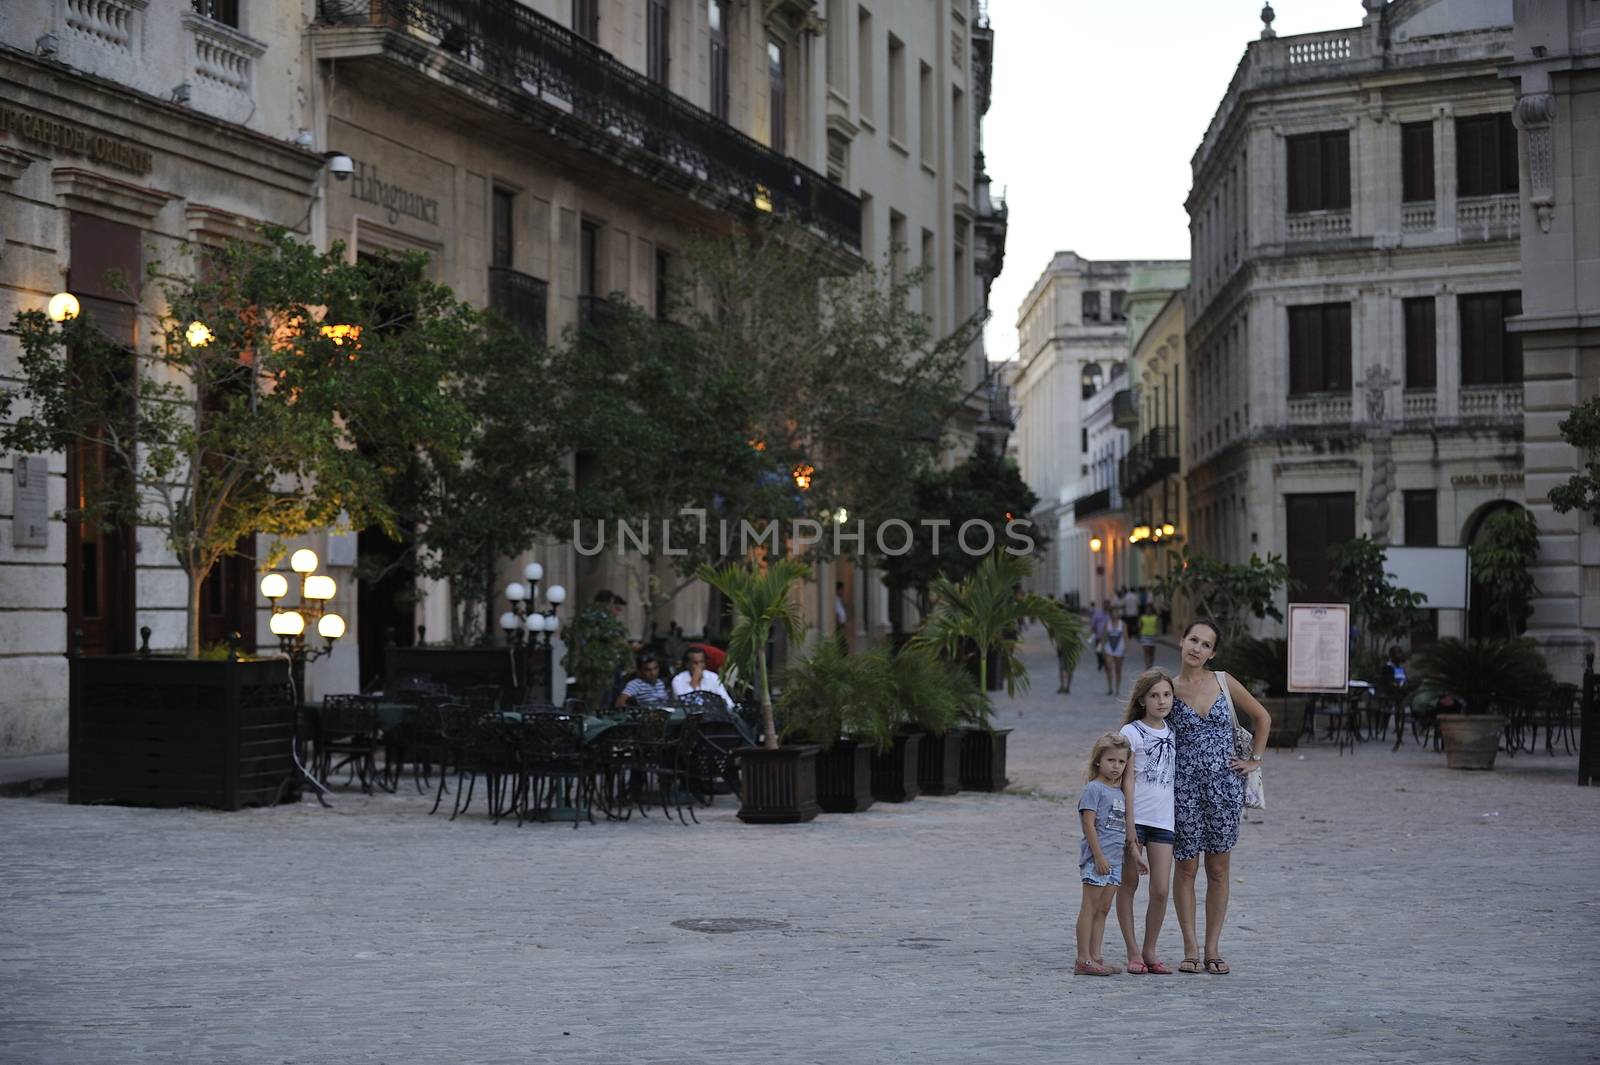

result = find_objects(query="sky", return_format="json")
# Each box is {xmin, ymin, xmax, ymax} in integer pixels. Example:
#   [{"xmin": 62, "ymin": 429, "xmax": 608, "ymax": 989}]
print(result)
[{"xmin": 981, "ymin": 0, "xmax": 1366, "ymax": 364}]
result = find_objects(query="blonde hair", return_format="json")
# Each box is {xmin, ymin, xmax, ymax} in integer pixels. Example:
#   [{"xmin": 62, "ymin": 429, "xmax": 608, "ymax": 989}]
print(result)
[
  {"xmin": 1084, "ymin": 731, "xmax": 1133, "ymax": 783},
  {"xmin": 1121, "ymin": 668, "xmax": 1176, "ymax": 726}
]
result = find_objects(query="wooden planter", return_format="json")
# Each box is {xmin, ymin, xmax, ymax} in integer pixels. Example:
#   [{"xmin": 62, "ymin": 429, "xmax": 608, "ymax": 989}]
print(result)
[
  {"xmin": 1260, "ymin": 696, "xmax": 1308, "ymax": 750},
  {"xmin": 69, "ymin": 655, "xmax": 295, "ymax": 810},
  {"xmin": 385, "ymin": 644, "xmax": 550, "ymax": 706},
  {"xmin": 914, "ymin": 727, "xmax": 967, "ymax": 796},
  {"xmin": 870, "ymin": 731, "xmax": 922, "ymax": 803},
  {"xmin": 813, "ymin": 740, "xmax": 875, "ymax": 813},
  {"xmin": 735, "ymin": 745, "xmax": 821, "ymax": 823},
  {"xmin": 1438, "ymin": 714, "xmax": 1506, "ymax": 770},
  {"xmin": 959, "ymin": 727, "xmax": 1012, "ymax": 792}
]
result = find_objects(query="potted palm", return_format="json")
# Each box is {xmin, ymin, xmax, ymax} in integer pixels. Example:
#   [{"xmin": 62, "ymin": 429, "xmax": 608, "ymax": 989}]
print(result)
[
  {"xmin": 778, "ymin": 637, "xmax": 897, "ymax": 813},
  {"xmin": 915, "ymin": 552, "xmax": 1087, "ymax": 791},
  {"xmin": 890, "ymin": 643, "xmax": 966, "ymax": 796},
  {"xmin": 697, "ymin": 558, "xmax": 818, "ymax": 823},
  {"xmin": 1410, "ymin": 638, "xmax": 1551, "ymax": 769}
]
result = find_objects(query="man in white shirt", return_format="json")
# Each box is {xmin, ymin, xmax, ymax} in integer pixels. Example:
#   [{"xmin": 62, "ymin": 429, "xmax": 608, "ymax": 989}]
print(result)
[{"xmin": 670, "ymin": 647, "xmax": 735, "ymax": 708}]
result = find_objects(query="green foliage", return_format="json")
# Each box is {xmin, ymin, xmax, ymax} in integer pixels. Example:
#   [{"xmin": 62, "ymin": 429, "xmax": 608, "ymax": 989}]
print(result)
[
  {"xmin": 0, "ymin": 230, "xmax": 477, "ymax": 656},
  {"xmin": 1549, "ymin": 397, "xmax": 1600, "ymax": 525},
  {"xmin": 877, "ymin": 443, "xmax": 1043, "ymax": 607},
  {"xmin": 1328, "ymin": 537, "xmax": 1427, "ymax": 658},
  {"xmin": 887, "ymin": 642, "xmax": 960, "ymax": 735},
  {"xmin": 1152, "ymin": 547, "xmax": 1292, "ymax": 642},
  {"xmin": 1212, "ymin": 637, "xmax": 1288, "ymax": 698},
  {"xmin": 696, "ymin": 558, "xmax": 812, "ymax": 749},
  {"xmin": 778, "ymin": 635, "xmax": 898, "ymax": 750},
  {"xmin": 195, "ymin": 641, "xmax": 234, "ymax": 662},
  {"xmin": 1410, "ymin": 637, "xmax": 1552, "ymax": 717},
  {"xmin": 561, "ymin": 605, "xmax": 632, "ymax": 711},
  {"xmin": 914, "ymin": 552, "xmax": 1087, "ymax": 697},
  {"xmin": 1469, "ymin": 508, "xmax": 1539, "ymax": 638}
]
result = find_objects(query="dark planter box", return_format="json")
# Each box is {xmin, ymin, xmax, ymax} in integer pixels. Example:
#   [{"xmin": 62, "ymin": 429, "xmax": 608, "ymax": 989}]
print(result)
[
  {"xmin": 385, "ymin": 644, "xmax": 550, "ymax": 706},
  {"xmin": 813, "ymin": 740, "xmax": 875, "ymax": 813},
  {"xmin": 735, "ymin": 745, "xmax": 821, "ymax": 823},
  {"xmin": 959, "ymin": 727, "xmax": 1012, "ymax": 792},
  {"xmin": 69, "ymin": 655, "xmax": 294, "ymax": 810},
  {"xmin": 914, "ymin": 727, "xmax": 967, "ymax": 796},
  {"xmin": 870, "ymin": 731, "xmax": 922, "ymax": 803}
]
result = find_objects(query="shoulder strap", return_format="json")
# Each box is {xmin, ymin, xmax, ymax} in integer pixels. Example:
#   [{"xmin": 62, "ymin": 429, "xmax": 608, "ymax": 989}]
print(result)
[{"xmin": 1216, "ymin": 670, "xmax": 1238, "ymax": 726}]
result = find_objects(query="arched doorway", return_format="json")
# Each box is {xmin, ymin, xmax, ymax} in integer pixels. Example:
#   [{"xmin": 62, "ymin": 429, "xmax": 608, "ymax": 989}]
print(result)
[{"xmin": 1464, "ymin": 499, "xmax": 1527, "ymax": 640}]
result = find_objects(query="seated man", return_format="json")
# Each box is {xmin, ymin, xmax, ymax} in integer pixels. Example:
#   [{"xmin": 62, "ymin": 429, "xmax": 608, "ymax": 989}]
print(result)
[
  {"xmin": 615, "ymin": 652, "xmax": 669, "ymax": 709},
  {"xmin": 670, "ymin": 647, "xmax": 735, "ymax": 709}
]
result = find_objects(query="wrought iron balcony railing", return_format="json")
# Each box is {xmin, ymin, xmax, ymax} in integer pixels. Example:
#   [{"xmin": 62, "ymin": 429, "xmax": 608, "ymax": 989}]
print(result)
[
  {"xmin": 1072, "ymin": 487, "xmax": 1115, "ymax": 520},
  {"xmin": 1118, "ymin": 425, "xmax": 1180, "ymax": 499},
  {"xmin": 488, "ymin": 266, "xmax": 548, "ymax": 343},
  {"xmin": 317, "ymin": 0, "xmax": 860, "ymax": 249}
]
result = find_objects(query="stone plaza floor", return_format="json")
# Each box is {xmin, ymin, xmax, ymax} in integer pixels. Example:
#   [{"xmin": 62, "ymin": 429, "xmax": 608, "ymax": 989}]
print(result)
[{"xmin": 2, "ymin": 631, "xmax": 1597, "ymax": 1064}]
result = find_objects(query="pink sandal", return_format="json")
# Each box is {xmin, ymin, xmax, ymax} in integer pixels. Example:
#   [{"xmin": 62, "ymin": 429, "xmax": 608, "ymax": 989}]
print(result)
[
  {"xmin": 1125, "ymin": 960, "xmax": 1149, "ymax": 974},
  {"xmin": 1143, "ymin": 959, "xmax": 1173, "ymax": 975},
  {"xmin": 1073, "ymin": 960, "xmax": 1113, "ymax": 977}
]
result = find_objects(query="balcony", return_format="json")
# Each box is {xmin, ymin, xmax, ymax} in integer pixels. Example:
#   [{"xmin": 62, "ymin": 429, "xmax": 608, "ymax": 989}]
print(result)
[
  {"xmin": 1111, "ymin": 387, "xmax": 1138, "ymax": 430},
  {"xmin": 313, "ymin": 0, "xmax": 860, "ymax": 249},
  {"xmin": 1118, "ymin": 426, "xmax": 1180, "ymax": 499},
  {"xmin": 1458, "ymin": 384, "xmax": 1523, "ymax": 422},
  {"xmin": 1285, "ymin": 209, "xmax": 1352, "ymax": 243},
  {"xmin": 1287, "ymin": 391, "xmax": 1353, "ymax": 427},
  {"xmin": 488, "ymin": 266, "xmax": 548, "ymax": 343},
  {"xmin": 1457, "ymin": 195, "xmax": 1520, "ymax": 242},
  {"xmin": 1072, "ymin": 487, "xmax": 1116, "ymax": 520},
  {"xmin": 577, "ymin": 294, "xmax": 620, "ymax": 332}
]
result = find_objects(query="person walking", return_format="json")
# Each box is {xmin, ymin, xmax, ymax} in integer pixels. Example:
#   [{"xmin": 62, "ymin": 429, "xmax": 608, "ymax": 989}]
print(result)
[
  {"xmin": 1139, "ymin": 602, "xmax": 1160, "ymax": 669},
  {"xmin": 1169, "ymin": 618, "xmax": 1271, "ymax": 976},
  {"xmin": 1090, "ymin": 599, "xmax": 1111, "ymax": 678},
  {"xmin": 1102, "ymin": 614, "xmax": 1127, "ymax": 696},
  {"xmin": 1120, "ymin": 585, "xmax": 1140, "ymax": 640}
]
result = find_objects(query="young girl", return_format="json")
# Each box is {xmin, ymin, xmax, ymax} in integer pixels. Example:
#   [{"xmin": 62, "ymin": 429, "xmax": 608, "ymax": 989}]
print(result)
[
  {"xmin": 1115, "ymin": 669, "xmax": 1177, "ymax": 975},
  {"xmin": 1139, "ymin": 603, "xmax": 1160, "ymax": 669},
  {"xmin": 1075, "ymin": 732, "xmax": 1132, "ymax": 977}
]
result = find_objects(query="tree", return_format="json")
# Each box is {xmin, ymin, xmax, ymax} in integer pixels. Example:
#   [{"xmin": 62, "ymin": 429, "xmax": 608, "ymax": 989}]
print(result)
[
  {"xmin": 1549, "ymin": 396, "xmax": 1600, "ymax": 526},
  {"xmin": 1152, "ymin": 547, "xmax": 1293, "ymax": 642},
  {"xmin": 1328, "ymin": 537, "xmax": 1427, "ymax": 659},
  {"xmin": 697, "ymin": 558, "xmax": 812, "ymax": 750},
  {"xmin": 0, "ymin": 231, "xmax": 477, "ymax": 657},
  {"xmin": 1469, "ymin": 508, "xmax": 1539, "ymax": 639},
  {"xmin": 915, "ymin": 551, "xmax": 1087, "ymax": 697}
]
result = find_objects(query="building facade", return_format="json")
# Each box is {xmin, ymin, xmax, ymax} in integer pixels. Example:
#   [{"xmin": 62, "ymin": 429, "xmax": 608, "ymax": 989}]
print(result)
[
  {"xmin": 1186, "ymin": 0, "xmax": 1523, "ymax": 640},
  {"xmin": 1119, "ymin": 276, "xmax": 1188, "ymax": 611}
]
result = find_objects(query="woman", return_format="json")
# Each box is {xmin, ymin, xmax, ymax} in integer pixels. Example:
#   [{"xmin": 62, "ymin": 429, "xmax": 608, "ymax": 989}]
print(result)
[
  {"xmin": 1169, "ymin": 618, "xmax": 1270, "ymax": 975},
  {"xmin": 1102, "ymin": 613, "xmax": 1127, "ymax": 696}
]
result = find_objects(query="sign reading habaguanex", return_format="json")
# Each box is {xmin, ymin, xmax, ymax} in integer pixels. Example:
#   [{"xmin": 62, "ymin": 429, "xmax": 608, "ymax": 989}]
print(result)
[
  {"xmin": 349, "ymin": 160, "xmax": 440, "ymax": 227},
  {"xmin": 0, "ymin": 104, "xmax": 153, "ymax": 174}
]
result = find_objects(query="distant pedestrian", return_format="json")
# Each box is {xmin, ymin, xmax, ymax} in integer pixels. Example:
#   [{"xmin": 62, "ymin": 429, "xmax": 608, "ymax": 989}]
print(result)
[
  {"xmin": 1074, "ymin": 732, "xmax": 1132, "ymax": 976},
  {"xmin": 1121, "ymin": 586, "xmax": 1140, "ymax": 638},
  {"xmin": 1117, "ymin": 669, "xmax": 1177, "ymax": 975},
  {"xmin": 1057, "ymin": 595, "xmax": 1075, "ymax": 694},
  {"xmin": 1103, "ymin": 614, "xmax": 1127, "ymax": 696},
  {"xmin": 1139, "ymin": 603, "xmax": 1160, "ymax": 669},
  {"xmin": 1090, "ymin": 599, "xmax": 1111, "ymax": 675}
]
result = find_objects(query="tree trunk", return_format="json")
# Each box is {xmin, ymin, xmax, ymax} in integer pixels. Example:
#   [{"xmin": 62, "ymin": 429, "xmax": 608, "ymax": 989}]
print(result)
[
  {"xmin": 758, "ymin": 652, "xmax": 778, "ymax": 749},
  {"xmin": 482, "ymin": 546, "xmax": 496, "ymax": 647},
  {"xmin": 185, "ymin": 565, "xmax": 203, "ymax": 659}
]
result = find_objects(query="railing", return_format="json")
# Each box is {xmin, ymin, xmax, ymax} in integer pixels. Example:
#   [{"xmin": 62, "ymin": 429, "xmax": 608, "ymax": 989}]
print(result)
[
  {"xmin": 1401, "ymin": 202, "xmax": 1436, "ymax": 233},
  {"xmin": 1072, "ymin": 487, "xmax": 1115, "ymax": 520},
  {"xmin": 1118, "ymin": 426, "xmax": 1180, "ymax": 498},
  {"xmin": 1457, "ymin": 194, "xmax": 1520, "ymax": 235},
  {"xmin": 316, "ymin": 0, "xmax": 860, "ymax": 249},
  {"xmin": 577, "ymin": 294, "xmax": 620, "ymax": 332},
  {"xmin": 1285, "ymin": 209, "xmax": 1352, "ymax": 243},
  {"xmin": 1286, "ymin": 33, "xmax": 1351, "ymax": 65},
  {"xmin": 1287, "ymin": 392, "xmax": 1353, "ymax": 426},
  {"xmin": 1458, "ymin": 385, "xmax": 1523, "ymax": 421},
  {"xmin": 488, "ymin": 266, "xmax": 548, "ymax": 343},
  {"xmin": 1401, "ymin": 389, "xmax": 1437, "ymax": 422}
]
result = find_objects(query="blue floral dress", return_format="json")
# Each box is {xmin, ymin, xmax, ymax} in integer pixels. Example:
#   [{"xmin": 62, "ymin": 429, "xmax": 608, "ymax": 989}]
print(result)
[{"xmin": 1171, "ymin": 673, "xmax": 1244, "ymax": 862}]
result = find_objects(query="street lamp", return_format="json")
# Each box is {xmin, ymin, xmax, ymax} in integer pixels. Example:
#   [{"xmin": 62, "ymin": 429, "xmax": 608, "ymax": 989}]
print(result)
[
  {"xmin": 499, "ymin": 562, "xmax": 565, "ymax": 700},
  {"xmin": 47, "ymin": 292, "xmax": 80, "ymax": 323},
  {"xmin": 261, "ymin": 548, "xmax": 345, "ymax": 704}
]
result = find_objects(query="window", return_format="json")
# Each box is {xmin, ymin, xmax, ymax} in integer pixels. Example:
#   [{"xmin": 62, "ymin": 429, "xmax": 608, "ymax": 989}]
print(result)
[
  {"xmin": 192, "ymin": 0, "xmax": 238, "ymax": 28},
  {"xmin": 1109, "ymin": 290, "xmax": 1126, "ymax": 322},
  {"xmin": 1401, "ymin": 121, "xmax": 1434, "ymax": 202},
  {"xmin": 1081, "ymin": 291, "xmax": 1100, "ymax": 323},
  {"xmin": 919, "ymin": 61, "xmax": 934, "ymax": 166},
  {"xmin": 491, "ymin": 188, "xmax": 515, "ymax": 269},
  {"xmin": 768, "ymin": 37, "xmax": 786, "ymax": 151},
  {"xmin": 648, "ymin": 0, "xmax": 670, "ymax": 85},
  {"xmin": 857, "ymin": 7, "xmax": 873, "ymax": 120},
  {"xmin": 572, "ymin": 0, "xmax": 598, "ymax": 42},
  {"xmin": 888, "ymin": 209, "xmax": 905, "ymax": 287},
  {"xmin": 1286, "ymin": 130, "xmax": 1351, "ymax": 212},
  {"xmin": 1459, "ymin": 291, "xmax": 1523, "ymax": 385},
  {"xmin": 1456, "ymin": 114, "xmax": 1518, "ymax": 197},
  {"xmin": 1287, "ymin": 303, "xmax": 1352, "ymax": 394},
  {"xmin": 887, "ymin": 34, "xmax": 906, "ymax": 143},
  {"xmin": 655, "ymin": 248, "xmax": 670, "ymax": 322},
  {"xmin": 952, "ymin": 87, "xmax": 967, "ymax": 182},
  {"xmin": 1080, "ymin": 427, "xmax": 1088, "ymax": 452},
  {"xmin": 1403, "ymin": 297, "xmax": 1435, "ymax": 388},
  {"xmin": 826, "ymin": 130, "xmax": 849, "ymax": 184},
  {"xmin": 1286, "ymin": 492, "xmax": 1355, "ymax": 603},
  {"xmin": 826, "ymin": 0, "xmax": 845, "ymax": 92},
  {"xmin": 579, "ymin": 221, "xmax": 600, "ymax": 297},
  {"xmin": 859, "ymin": 191, "xmax": 874, "ymax": 263},
  {"xmin": 920, "ymin": 227, "xmax": 934, "ymax": 313},
  {"xmin": 708, "ymin": 0, "xmax": 729, "ymax": 122},
  {"xmin": 1403, "ymin": 490, "xmax": 1438, "ymax": 546}
]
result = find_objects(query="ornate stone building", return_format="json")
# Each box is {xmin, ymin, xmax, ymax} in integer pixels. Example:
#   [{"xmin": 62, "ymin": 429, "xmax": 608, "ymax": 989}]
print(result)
[{"xmin": 1185, "ymin": 0, "xmax": 1523, "ymax": 640}]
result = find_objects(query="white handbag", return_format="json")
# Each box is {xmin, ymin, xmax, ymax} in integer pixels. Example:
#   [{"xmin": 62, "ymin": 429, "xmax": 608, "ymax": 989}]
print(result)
[{"xmin": 1217, "ymin": 671, "xmax": 1265, "ymax": 810}]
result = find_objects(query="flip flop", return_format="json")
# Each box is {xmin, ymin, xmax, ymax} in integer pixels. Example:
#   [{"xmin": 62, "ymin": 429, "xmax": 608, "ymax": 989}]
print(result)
[
  {"xmin": 1178, "ymin": 957, "xmax": 1202, "ymax": 974},
  {"xmin": 1204, "ymin": 957, "xmax": 1231, "ymax": 975},
  {"xmin": 1144, "ymin": 959, "xmax": 1173, "ymax": 975},
  {"xmin": 1125, "ymin": 960, "xmax": 1149, "ymax": 974}
]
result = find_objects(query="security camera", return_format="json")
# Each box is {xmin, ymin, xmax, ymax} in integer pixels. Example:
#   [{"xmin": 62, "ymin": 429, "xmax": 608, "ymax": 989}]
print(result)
[{"xmin": 324, "ymin": 152, "xmax": 354, "ymax": 181}]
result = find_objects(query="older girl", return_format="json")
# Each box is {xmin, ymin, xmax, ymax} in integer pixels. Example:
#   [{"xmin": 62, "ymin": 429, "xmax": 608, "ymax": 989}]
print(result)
[
  {"xmin": 1170, "ymin": 618, "xmax": 1271, "ymax": 975},
  {"xmin": 1115, "ymin": 668, "xmax": 1177, "ymax": 974}
]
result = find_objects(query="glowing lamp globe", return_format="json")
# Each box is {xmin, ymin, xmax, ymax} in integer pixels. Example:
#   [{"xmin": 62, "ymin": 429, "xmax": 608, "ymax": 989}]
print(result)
[
  {"xmin": 317, "ymin": 613, "xmax": 346, "ymax": 640},
  {"xmin": 500, "ymin": 611, "xmax": 520, "ymax": 632},
  {"xmin": 546, "ymin": 584, "xmax": 567, "ymax": 606},
  {"xmin": 290, "ymin": 549, "xmax": 319, "ymax": 574},
  {"xmin": 302, "ymin": 574, "xmax": 336, "ymax": 600},
  {"xmin": 259, "ymin": 573, "xmax": 289, "ymax": 600},
  {"xmin": 523, "ymin": 562, "xmax": 544, "ymax": 583},
  {"xmin": 505, "ymin": 582, "xmax": 527, "ymax": 603},
  {"xmin": 47, "ymin": 292, "xmax": 80, "ymax": 323},
  {"xmin": 525, "ymin": 613, "xmax": 547, "ymax": 633},
  {"xmin": 270, "ymin": 611, "xmax": 306, "ymax": 637}
]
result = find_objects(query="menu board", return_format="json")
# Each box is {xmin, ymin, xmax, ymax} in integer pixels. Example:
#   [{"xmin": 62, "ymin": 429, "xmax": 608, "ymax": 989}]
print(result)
[{"xmin": 1287, "ymin": 603, "xmax": 1350, "ymax": 693}]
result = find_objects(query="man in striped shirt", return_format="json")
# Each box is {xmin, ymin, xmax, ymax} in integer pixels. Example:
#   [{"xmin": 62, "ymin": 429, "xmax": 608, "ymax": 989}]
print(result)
[{"xmin": 614, "ymin": 652, "xmax": 669, "ymax": 708}]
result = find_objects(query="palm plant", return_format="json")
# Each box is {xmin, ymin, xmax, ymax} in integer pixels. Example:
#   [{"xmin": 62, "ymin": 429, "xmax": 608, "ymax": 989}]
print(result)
[
  {"xmin": 696, "ymin": 558, "xmax": 811, "ymax": 750},
  {"xmin": 888, "ymin": 642, "xmax": 965, "ymax": 734},
  {"xmin": 778, "ymin": 636, "xmax": 898, "ymax": 750},
  {"xmin": 1409, "ymin": 637, "xmax": 1552, "ymax": 716},
  {"xmin": 914, "ymin": 552, "xmax": 1087, "ymax": 697}
]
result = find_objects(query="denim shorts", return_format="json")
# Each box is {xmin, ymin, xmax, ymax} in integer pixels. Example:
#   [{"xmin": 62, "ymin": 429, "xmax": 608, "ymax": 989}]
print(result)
[
  {"xmin": 1136, "ymin": 824, "xmax": 1176, "ymax": 847},
  {"xmin": 1080, "ymin": 858, "xmax": 1123, "ymax": 886}
]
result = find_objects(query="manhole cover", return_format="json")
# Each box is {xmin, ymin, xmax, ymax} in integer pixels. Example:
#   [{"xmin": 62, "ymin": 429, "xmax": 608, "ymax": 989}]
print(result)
[{"xmin": 672, "ymin": 918, "xmax": 790, "ymax": 934}]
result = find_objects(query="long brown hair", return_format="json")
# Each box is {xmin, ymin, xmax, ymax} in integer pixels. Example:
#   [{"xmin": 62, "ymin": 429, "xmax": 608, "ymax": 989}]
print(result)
[
  {"xmin": 1121, "ymin": 668, "xmax": 1175, "ymax": 726},
  {"xmin": 1084, "ymin": 732, "xmax": 1132, "ymax": 783}
]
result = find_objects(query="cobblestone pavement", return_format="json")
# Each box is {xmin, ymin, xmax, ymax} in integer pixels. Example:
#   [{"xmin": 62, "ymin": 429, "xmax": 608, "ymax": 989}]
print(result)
[{"xmin": 2, "ymin": 630, "xmax": 1597, "ymax": 1065}]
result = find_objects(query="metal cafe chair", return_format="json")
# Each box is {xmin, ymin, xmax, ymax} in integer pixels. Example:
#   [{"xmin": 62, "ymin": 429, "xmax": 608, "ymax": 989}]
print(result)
[
  {"xmin": 514, "ymin": 712, "xmax": 592, "ymax": 827},
  {"xmin": 316, "ymin": 694, "xmax": 385, "ymax": 795}
]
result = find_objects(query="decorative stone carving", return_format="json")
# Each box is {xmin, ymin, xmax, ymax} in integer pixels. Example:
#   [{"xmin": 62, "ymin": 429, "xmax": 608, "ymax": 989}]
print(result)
[
  {"xmin": 1514, "ymin": 92, "xmax": 1557, "ymax": 233},
  {"xmin": 1260, "ymin": 3, "xmax": 1276, "ymax": 40}
]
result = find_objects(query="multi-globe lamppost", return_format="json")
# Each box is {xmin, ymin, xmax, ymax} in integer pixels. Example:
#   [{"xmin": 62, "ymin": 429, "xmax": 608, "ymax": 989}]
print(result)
[
  {"xmin": 499, "ymin": 561, "xmax": 565, "ymax": 701},
  {"xmin": 260, "ymin": 547, "xmax": 346, "ymax": 704}
]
